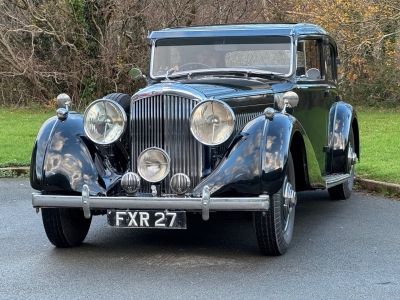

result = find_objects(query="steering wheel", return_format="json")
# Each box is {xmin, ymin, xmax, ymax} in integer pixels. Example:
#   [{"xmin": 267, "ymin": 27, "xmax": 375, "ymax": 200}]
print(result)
[{"xmin": 178, "ymin": 62, "xmax": 211, "ymax": 71}]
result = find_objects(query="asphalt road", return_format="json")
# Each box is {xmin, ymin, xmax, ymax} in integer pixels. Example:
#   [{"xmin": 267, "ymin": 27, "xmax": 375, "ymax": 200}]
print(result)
[{"xmin": 1, "ymin": 178, "xmax": 400, "ymax": 299}]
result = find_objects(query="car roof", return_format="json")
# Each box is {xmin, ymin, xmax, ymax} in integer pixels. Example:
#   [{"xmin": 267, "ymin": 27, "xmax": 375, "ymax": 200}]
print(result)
[{"xmin": 148, "ymin": 23, "xmax": 327, "ymax": 39}]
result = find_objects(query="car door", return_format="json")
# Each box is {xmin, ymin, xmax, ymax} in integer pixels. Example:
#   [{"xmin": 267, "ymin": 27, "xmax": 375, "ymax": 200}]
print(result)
[{"xmin": 293, "ymin": 37, "xmax": 337, "ymax": 175}]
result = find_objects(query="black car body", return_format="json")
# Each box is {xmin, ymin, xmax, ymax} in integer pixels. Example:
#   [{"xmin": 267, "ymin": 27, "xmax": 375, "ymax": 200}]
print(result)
[{"xmin": 31, "ymin": 23, "xmax": 359, "ymax": 255}]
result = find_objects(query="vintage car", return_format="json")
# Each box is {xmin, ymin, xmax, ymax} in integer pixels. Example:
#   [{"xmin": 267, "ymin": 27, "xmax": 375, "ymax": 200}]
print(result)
[{"xmin": 30, "ymin": 23, "xmax": 359, "ymax": 255}]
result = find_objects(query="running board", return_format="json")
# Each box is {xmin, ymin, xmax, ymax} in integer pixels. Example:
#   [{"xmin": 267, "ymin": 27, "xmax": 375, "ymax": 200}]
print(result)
[{"xmin": 323, "ymin": 174, "xmax": 350, "ymax": 189}]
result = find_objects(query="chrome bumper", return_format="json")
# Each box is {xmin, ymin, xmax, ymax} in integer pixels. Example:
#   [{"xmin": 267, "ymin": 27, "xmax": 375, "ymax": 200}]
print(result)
[{"xmin": 32, "ymin": 185, "xmax": 270, "ymax": 221}]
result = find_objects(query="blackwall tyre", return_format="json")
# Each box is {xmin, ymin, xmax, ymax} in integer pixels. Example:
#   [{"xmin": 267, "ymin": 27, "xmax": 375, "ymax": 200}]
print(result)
[
  {"xmin": 254, "ymin": 152, "xmax": 296, "ymax": 256},
  {"xmin": 104, "ymin": 93, "xmax": 131, "ymax": 112},
  {"xmin": 41, "ymin": 208, "xmax": 92, "ymax": 248}
]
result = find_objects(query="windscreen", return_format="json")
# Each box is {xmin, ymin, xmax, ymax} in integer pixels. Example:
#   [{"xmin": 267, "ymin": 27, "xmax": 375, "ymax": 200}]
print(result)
[{"xmin": 151, "ymin": 36, "xmax": 292, "ymax": 77}]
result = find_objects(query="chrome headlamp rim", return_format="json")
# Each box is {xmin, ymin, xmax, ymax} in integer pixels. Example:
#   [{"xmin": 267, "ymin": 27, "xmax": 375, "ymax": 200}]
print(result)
[
  {"xmin": 137, "ymin": 147, "xmax": 171, "ymax": 183},
  {"xmin": 189, "ymin": 99, "xmax": 236, "ymax": 146},
  {"xmin": 83, "ymin": 98, "xmax": 127, "ymax": 145}
]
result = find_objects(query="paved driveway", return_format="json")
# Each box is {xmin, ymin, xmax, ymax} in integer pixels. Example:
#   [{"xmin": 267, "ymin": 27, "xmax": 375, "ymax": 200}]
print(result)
[{"xmin": 1, "ymin": 178, "xmax": 400, "ymax": 299}]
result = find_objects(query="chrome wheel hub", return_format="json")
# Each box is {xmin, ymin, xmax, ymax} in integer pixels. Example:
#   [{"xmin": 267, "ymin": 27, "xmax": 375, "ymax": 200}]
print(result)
[
  {"xmin": 347, "ymin": 144, "xmax": 357, "ymax": 189},
  {"xmin": 282, "ymin": 179, "xmax": 297, "ymax": 232},
  {"xmin": 348, "ymin": 145, "xmax": 357, "ymax": 167}
]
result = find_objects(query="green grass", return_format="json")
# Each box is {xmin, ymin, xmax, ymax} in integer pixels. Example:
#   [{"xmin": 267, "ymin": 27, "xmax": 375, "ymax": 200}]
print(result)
[
  {"xmin": 355, "ymin": 106, "xmax": 400, "ymax": 184},
  {"xmin": 0, "ymin": 107, "xmax": 54, "ymax": 167},
  {"xmin": 0, "ymin": 106, "xmax": 399, "ymax": 185}
]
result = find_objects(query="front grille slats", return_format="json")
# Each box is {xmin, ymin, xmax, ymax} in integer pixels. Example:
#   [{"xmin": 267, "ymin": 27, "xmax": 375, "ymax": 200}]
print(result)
[
  {"xmin": 131, "ymin": 95, "xmax": 201, "ymax": 194},
  {"xmin": 216, "ymin": 111, "xmax": 262, "ymax": 155}
]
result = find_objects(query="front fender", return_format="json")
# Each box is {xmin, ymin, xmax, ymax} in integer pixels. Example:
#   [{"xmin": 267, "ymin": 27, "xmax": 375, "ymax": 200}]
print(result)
[
  {"xmin": 327, "ymin": 102, "xmax": 359, "ymax": 173},
  {"xmin": 30, "ymin": 113, "xmax": 105, "ymax": 195},
  {"xmin": 192, "ymin": 115, "xmax": 265, "ymax": 198},
  {"xmin": 260, "ymin": 113, "xmax": 293, "ymax": 194},
  {"xmin": 192, "ymin": 112, "xmax": 322, "ymax": 197},
  {"xmin": 260, "ymin": 113, "xmax": 324, "ymax": 193}
]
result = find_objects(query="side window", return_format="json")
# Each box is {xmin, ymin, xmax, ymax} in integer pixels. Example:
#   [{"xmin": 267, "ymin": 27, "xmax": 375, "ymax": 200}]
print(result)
[{"xmin": 297, "ymin": 39, "xmax": 322, "ymax": 79}]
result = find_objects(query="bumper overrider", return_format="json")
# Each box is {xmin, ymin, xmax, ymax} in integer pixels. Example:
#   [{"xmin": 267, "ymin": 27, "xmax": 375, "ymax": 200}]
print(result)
[{"xmin": 32, "ymin": 185, "xmax": 270, "ymax": 221}]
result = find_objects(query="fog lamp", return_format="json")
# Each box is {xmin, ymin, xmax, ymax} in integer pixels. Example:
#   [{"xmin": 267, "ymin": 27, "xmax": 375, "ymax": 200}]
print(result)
[
  {"xmin": 170, "ymin": 173, "xmax": 191, "ymax": 195},
  {"xmin": 121, "ymin": 172, "xmax": 141, "ymax": 194}
]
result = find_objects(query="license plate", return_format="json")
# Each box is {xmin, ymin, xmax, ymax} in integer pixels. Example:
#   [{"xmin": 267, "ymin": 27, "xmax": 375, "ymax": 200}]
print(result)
[{"xmin": 107, "ymin": 210, "xmax": 186, "ymax": 229}]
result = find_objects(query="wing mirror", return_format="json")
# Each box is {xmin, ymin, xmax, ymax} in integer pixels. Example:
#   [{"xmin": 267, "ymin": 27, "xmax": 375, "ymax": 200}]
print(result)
[
  {"xmin": 282, "ymin": 91, "xmax": 299, "ymax": 113},
  {"xmin": 129, "ymin": 68, "xmax": 146, "ymax": 80},
  {"xmin": 275, "ymin": 91, "xmax": 299, "ymax": 114}
]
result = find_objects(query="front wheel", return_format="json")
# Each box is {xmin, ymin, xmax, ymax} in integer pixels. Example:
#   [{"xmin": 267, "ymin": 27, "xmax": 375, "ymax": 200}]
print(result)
[
  {"xmin": 41, "ymin": 208, "xmax": 92, "ymax": 247},
  {"xmin": 254, "ymin": 152, "xmax": 296, "ymax": 256}
]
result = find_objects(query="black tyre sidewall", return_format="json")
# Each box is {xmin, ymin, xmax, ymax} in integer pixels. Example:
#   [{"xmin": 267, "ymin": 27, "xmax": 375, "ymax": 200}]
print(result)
[
  {"xmin": 104, "ymin": 93, "xmax": 131, "ymax": 112},
  {"xmin": 254, "ymin": 152, "xmax": 296, "ymax": 256},
  {"xmin": 42, "ymin": 208, "xmax": 92, "ymax": 248}
]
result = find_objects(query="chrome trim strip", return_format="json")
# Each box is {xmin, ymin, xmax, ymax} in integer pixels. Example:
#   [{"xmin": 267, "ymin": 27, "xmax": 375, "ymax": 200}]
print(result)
[
  {"xmin": 32, "ymin": 186, "xmax": 270, "ymax": 220},
  {"xmin": 32, "ymin": 193, "xmax": 270, "ymax": 210}
]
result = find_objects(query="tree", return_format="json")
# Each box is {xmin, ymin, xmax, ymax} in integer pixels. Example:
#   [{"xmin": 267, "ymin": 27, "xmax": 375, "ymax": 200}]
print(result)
[
  {"xmin": 281, "ymin": 0, "xmax": 400, "ymax": 106},
  {"xmin": 0, "ymin": 0, "xmax": 398, "ymax": 108}
]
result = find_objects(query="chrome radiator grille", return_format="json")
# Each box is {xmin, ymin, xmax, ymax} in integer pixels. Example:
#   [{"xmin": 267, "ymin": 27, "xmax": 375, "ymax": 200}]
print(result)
[{"xmin": 131, "ymin": 95, "xmax": 201, "ymax": 193}]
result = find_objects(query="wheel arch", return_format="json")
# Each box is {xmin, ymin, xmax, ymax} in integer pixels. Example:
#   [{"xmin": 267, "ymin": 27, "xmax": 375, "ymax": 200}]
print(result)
[
  {"xmin": 191, "ymin": 112, "xmax": 323, "ymax": 197},
  {"xmin": 351, "ymin": 117, "xmax": 360, "ymax": 162},
  {"xmin": 30, "ymin": 116, "xmax": 58, "ymax": 190},
  {"xmin": 290, "ymin": 130, "xmax": 309, "ymax": 191},
  {"xmin": 327, "ymin": 101, "xmax": 359, "ymax": 172},
  {"xmin": 288, "ymin": 123, "xmax": 325, "ymax": 191},
  {"xmin": 192, "ymin": 115, "xmax": 266, "ymax": 197},
  {"xmin": 30, "ymin": 113, "xmax": 106, "ymax": 195}
]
